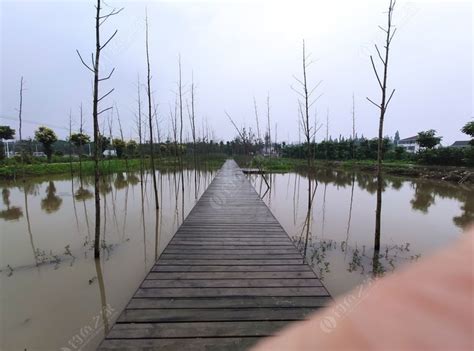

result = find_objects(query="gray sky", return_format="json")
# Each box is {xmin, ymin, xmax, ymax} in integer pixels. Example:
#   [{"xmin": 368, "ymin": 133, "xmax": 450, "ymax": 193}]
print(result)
[{"xmin": 1, "ymin": 0, "xmax": 472, "ymax": 145}]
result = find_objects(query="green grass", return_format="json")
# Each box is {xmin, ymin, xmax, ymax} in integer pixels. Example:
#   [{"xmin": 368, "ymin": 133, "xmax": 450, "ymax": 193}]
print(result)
[
  {"xmin": 0, "ymin": 155, "xmax": 227, "ymax": 179},
  {"xmin": 234, "ymin": 156, "xmax": 467, "ymax": 178}
]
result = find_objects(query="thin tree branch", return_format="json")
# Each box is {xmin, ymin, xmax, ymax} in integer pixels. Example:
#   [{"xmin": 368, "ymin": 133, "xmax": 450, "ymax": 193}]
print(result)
[
  {"xmin": 100, "ymin": 30, "xmax": 118, "ymax": 50},
  {"xmin": 375, "ymin": 44, "xmax": 385, "ymax": 65},
  {"xmin": 98, "ymin": 106, "xmax": 113, "ymax": 115},
  {"xmin": 98, "ymin": 88, "xmax": 114, "ymax": 102},
  {"xmin": 290, "ymin": 85, "xmax": 306, "ymax": 99},
  {"xmin": 370, "ymin": 56, "xmax": 383, "ymax": 90},
  {"xmin": 386, "ymin": 89, "xmax": 396, "ymax": 108},
  {"xmin": 98, "ymin": 67, "xmax": 115, "ymax": 81},
  {"xmin": 366, "ymin": 97, "xmax": 381, "ymax": 109},
  {"xmin": 225, "ymin": 111, "xmax": 244, "ymax": 140},
  {"xmin": 76, "ymin": 50, "xmax": 94, "ymax": 73}
]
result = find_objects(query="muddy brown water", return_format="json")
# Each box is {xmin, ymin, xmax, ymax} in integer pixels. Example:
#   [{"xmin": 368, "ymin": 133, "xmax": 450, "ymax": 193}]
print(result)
[
  {"xmin": 249, "ymin": 169, "xmax": 473, "ymax": 296},
  {"xmin": 0, "ymin": 169, "xmax": 215, "ymax": 351},
  {"xmin": 1, "ymin": 166, "xmax": 472, "ymax": 350}
]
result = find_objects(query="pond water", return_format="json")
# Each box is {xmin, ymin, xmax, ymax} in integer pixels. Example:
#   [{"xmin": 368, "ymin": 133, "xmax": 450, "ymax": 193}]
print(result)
[
  {"xmin": 249, "ymin": 169, "xmax": 473, "ymax": 297},
  {"xmin": 0, "ymin": 168, "xmax": 216, "ymax": 351},
  {"xmin": 1, "ymin": 165, "xmax": 472, "ymax": 350}
]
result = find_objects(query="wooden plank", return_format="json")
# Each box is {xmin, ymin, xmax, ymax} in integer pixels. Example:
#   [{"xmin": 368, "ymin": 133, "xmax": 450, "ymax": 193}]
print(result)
[
  {"xmin": 157, "ymin": 259, "xmax": 305, "ymax": 265},
  {"xmin": 160, "ymin": 254, "xmax": 303, "ymax": 260},
  {"xmin": 100, "ymin": 338, "xmax": 260, "ymax": 351},
  {"xmin": 117, "ymin": 307, "xmax": 316, "ymax": 323},
  {"xmin": 127, "ymin": 296, "xmax": 331, "ymax": 309},
  {"xmin": 146, "ymin": 271, "xmax": 317, "ymax": 280},
  {"xmin": 168, "ymin": 239, "xmax": 293, "ymax": 248},
  {"xmin": 151, "ymin": 265, "xmax": 312, "ymax": 272},
  {"xmin": 165, "ymin": 245, "xmax": 295, "ymax": 250},
  {"xmin": 140, "ymin": 278, "xmax": 322, "ymax": 288},
  {"xmin": 106, "ymin": 321, "xmax": 289, "ymax": 338},
  {"xmin": 135, "ymin": 287, "xmax": 329, "ymax": 298}
]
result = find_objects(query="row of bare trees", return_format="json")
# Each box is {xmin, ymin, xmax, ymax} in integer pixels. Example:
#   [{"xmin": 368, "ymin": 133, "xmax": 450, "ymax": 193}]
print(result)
[
  {"xmin": 290, "ymin": 0, "xmax": 397, "ymax": 265},
  {"xmin": 76, "ymin": 1, "xmax": 207, "ymax": 257}
]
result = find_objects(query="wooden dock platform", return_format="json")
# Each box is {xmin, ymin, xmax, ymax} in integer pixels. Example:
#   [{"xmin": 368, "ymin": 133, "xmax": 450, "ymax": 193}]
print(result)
[{"xmin": 99, "ymin": 160, "xmax": 331, "ymax": 350}]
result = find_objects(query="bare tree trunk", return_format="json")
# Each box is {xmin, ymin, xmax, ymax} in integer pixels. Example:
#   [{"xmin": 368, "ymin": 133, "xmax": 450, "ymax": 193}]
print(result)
[
  {"xmin": 187, "ymin": 74, "xmax": 198, "ymax": 199},
  {"xmin": 18, "ymin": 76, "xmax": 24, "ymax": 142},
  {"xmin": 266, "ymin": 93, "xmax": 271, "ymax": 154},
  {"xmin": 68, "ymin": 110, "xmax": 73, "ymax": 176},
  {"xmin": 92, "ymin": 2, "xmax": 102, "ymax": 259},
  {"xmin": 115, "ymin": 103, "xmax": 128, "ymax": 171},
  {"xmin": 76, "ymin": 0, "xmax": 122, "ymax": 258},
  {"xmin": 177, "ymin": 56, "xmax": 185, "ymax": 206},
  {"xmin": 352, "ymin": 93, "xmax": 356, "ymax": 159},
  {"xmin": 253, "ymin": 96, "xmax": 261, "ymax": 142},
  {"xmin": 178, "ymin": 55, "xmax": 184, "ymax": 159},
  {"xmin": 79, "ymin": 103, "xmax": 84, "ymax": 185},
  {"xmin": 145, "ymin": 11, "xmax": 159, "ymax": 211},
  {"xmin": 367, "ymin": 0, "xmax": 397, "ymax": 253},
  {"xmin": 136, "ymin": 75, "xmax": 144, "ymax": 175}
]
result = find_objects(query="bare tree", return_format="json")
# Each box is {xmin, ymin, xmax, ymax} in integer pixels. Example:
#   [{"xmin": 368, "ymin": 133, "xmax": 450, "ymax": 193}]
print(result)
[
  {"xmin": 187, "ymin": 73, "xmax": 198, "ymax": 198},
  {"xmin": 292, "ymin": 40, "xmax": 322, "ymax": 170},
  {"xmin": 325, "ymin": 108, "xmax": 330, "ymax": 159},
  {"xmin": 76, "ymin": 0, "xmax": 123, "ymax": 258},
  {"xmin": 18, "ymin": 76, "xmax": 24, "ymax": 141},
  {"xmin": 145, "ymin": 10, "xmax": 159, "ymax": 210},
  {"xmin": 114, "ymin": 102, "xmax": 128, "ymax": 171},
  {"xmin": 266, "ymin": 93, "xmax": 271, "ymax": 152},
  {"xmin": 352, "ymin": 93, "xmax": 356, "ymax": 159},
  {"xmin": 225, "ymin": 111, "xmax": 252, "ymax": 155},
  {"xmin": 292, "ymin": 39, "xmax": 323, "ymax": 259},
  {"xmin": 68, "ymin": 110, "xmax": 73, "ymax": 176},
  {"xmin": 135, "ymin": 75, "xmax": 144, "ymax": 174},
  {"xmin": 79, "ymin": 103, "xmax": 85, "ymax": 182},
  {"xmin": 177, "ymin": 55, "xmax": 184, "ymax": 157},
  {"xmin": 253, "ymin": 96, "xmax": 261, "ymax": 142},
  {"xmin": 367, "ymin": 0, "xmax": 397, "ymax": 254}
]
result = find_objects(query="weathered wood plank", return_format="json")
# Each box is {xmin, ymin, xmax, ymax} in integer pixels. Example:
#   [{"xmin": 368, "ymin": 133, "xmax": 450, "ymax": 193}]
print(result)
[
  {"xmin": 117, "ymin": 307, "xmax": 317, "ymax": 323},
  {"xmin": 157, "ymin": 259, "xmax": 305, "ymax": 265},
  {"xmin": 146, "ymin": 271, "xmax": 316, "ymax": 280},
  {"xmin": 140, "ymin": 278, "xmax": 322, "ymax": 288},
  {"xmin": 165, "ymin": 245, "xmax": 295, "ymax": 250},
  {"xmin": 160, "ymin": 254, "xmax": 303, "ymax": 260},
  {"xmin": 106, "ymin": 321, "xmax": 289, "ymax": 339},
  {"xmin": 135, "ymin": 287, "xmax": 329, "ymax": 298},
  {"xmin": 151, "ymin": 264, "xmax": 312, "ymax": 272},
  {"xmin": 100, "ymin": 337, "xmax": 260, "ymax": 351},
  {"xmin": 127, "ymin": 296, "xmax": 331, "ymax": 309}
]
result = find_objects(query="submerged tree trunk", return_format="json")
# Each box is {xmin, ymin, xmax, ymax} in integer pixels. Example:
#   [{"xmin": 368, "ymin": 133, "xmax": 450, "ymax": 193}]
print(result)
[
  {"xmin": 145, "ymin": 11, "xmax": 159, "ymax": 211},
  {"xmin": 76, "ymin": 0, "xmax": 122, "ymax": 257},
  {"xmin": 368, "ymin": 0, "xmax": 397, "ymax": 253},
  {"xmin": 92, "ymin": 1, "xmax": 102, "ymax": 258}
]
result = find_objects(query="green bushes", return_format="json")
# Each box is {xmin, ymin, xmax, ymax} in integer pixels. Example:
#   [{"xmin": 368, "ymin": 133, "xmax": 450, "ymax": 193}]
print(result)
[
  {"xmin": 280, "ymin": 138, "xmax": 473, "ymax": 167},
  {"xmin": 417, "ymin": 147, "xmax": 474, "ymax": 167}
]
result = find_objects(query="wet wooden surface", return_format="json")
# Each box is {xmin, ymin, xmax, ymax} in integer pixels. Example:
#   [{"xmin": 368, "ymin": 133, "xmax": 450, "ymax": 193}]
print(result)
[{"xmin": 99, "ymin": 160, "xmax": 331, "ymax": 350}]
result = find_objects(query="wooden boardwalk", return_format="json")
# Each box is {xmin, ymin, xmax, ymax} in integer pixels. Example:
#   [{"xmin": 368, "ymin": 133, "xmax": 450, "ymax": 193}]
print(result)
[{"xmin": 99, "ymin": 160, "xmax": 331, "ymax": 350}]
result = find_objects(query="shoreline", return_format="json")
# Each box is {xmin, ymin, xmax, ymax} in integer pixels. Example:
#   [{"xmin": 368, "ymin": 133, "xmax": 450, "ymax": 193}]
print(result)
[{"xmin": 237, "ymin": 157, "xmax": 474, "ymax": 185}]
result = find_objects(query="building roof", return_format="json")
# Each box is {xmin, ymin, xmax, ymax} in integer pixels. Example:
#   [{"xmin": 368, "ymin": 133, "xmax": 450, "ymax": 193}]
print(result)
[
  {"xmin": 451, "ymin": 141, "xmax": 470, "ymax": 147},
  {"xmin": 399, "ymin": 136, "xmax": 418, "ymax": 143}
]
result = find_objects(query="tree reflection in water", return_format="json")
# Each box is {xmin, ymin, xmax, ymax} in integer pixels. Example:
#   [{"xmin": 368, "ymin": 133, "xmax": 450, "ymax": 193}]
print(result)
[
  {"xmin": 0, "ymin": 188, "xmax": 23, "ymax": 221},
  {"xmin": 40, "ymin": 181, "xmax": 63, "ymax": 214}
]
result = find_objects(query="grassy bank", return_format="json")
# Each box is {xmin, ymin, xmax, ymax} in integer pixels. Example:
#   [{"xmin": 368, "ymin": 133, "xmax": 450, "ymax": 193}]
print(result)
[
  {"xmin": 235, "ymin": 156, "xmax": 474, "ymax": 183},
  {"xmin": 0, "ymin": 155, "xmax": 227, "ymax": 179}
]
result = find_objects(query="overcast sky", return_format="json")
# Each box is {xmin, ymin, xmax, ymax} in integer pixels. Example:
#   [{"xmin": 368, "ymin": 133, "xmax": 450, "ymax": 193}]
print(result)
[{"xmin": 1, "ymin": 0, "xmax": 472, "ymax": 145}]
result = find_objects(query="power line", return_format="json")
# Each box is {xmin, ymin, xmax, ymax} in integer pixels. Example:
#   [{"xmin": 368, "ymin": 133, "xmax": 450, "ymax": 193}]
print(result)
[{"xmin": 0, "ymin": 115, "xmax": 69, "ymax": 131}]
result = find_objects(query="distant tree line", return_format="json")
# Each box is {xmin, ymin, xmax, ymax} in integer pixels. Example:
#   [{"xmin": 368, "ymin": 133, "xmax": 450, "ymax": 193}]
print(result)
[{"xmin": 1, "ymin": 121, "xmax": 473, "ymax": 167}]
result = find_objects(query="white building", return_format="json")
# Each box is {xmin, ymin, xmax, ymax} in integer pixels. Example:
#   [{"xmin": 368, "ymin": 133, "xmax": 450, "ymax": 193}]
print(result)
[
  {"xmin": 398, "ymin": 136, "xmax": 420, "ymax": 153},
  {"xmin": 103, "ymin": 149, "xmax": 117, "ymax": 157}
]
